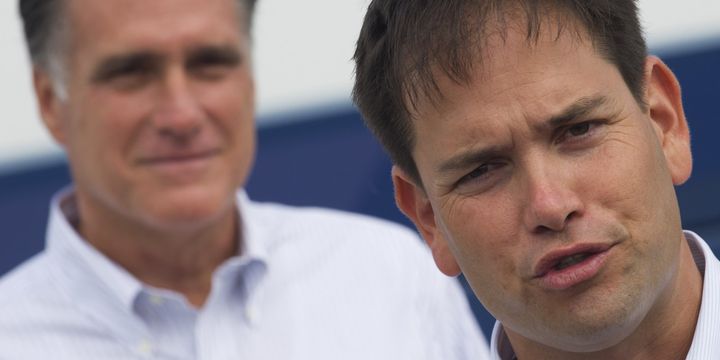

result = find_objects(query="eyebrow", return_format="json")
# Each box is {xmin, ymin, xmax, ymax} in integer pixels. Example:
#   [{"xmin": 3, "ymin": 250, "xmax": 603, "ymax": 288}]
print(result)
[
  {"xmin": 436, "ymin": 95, "xmax": 609, "ymax": 174},
  {"xmin": 186, "ymin": 45, "xmax": 242, "ymax": 68},
  {"xmin": 437, "ymin": 145, "xmax": 510, "ymax": 173},
  {"xmin": 545, "ymin": 95, "xmax": 609, "ymax": 129},
  {"xmin": 91, "ymin": 52, "xmax": 160, "ymax": 83},
  {"xmin": 90, "ymin": 44, "xmax": 243, "ymax": 83}
]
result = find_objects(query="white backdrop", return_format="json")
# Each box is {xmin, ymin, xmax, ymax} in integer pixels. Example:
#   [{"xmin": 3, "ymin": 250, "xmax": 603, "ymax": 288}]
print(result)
[{"xmin": 1, "ymin": 0, "xmax": 720, "ymax": 171}]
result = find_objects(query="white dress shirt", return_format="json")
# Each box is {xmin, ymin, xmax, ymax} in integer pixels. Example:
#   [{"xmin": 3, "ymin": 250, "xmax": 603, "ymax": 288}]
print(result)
[
  {"xmin": 490, "ymin": 230, "xmax": 720, "ymax": 359},
  {"xmin": 0, "ymin": 189, "xmax": 490, "ymax": 360}
]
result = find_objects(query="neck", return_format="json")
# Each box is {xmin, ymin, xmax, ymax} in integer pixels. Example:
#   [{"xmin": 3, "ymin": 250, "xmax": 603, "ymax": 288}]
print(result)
[
  {"xmin": 509, "ymin": 234, "xmax": 703, "ymax": 360},
  {"xmin": 74, "ymin": 194, "xmax": 240, "ymax": 308}
]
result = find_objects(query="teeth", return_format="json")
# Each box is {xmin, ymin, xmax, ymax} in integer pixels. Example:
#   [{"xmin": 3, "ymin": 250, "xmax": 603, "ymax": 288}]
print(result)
[{"xmin": 555, "ymin": 253, "xmax": 591, "ymax": 270}]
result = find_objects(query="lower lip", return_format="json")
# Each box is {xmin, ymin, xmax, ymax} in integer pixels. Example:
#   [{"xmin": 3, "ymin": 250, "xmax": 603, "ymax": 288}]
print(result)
[
  {"xmin": 143, "ymin": 154, "xmax": 215, "ymax": 174},
  {"xmin": 536, "ymin": 250, "xmax": 611, "ymax": 291}
]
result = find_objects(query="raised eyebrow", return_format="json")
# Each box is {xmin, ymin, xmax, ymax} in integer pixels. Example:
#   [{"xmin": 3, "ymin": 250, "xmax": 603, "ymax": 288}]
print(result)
[
  {"xmin": 437, "ymin": 145, "xmax": 509, "ymax": 174},
  {"xmin": 545, "ymin": 95, "xmax": 610, "ymax": 129},
  {"xmin": 91, "ymin": 52, "xmax": 161, "ymax": 82}
]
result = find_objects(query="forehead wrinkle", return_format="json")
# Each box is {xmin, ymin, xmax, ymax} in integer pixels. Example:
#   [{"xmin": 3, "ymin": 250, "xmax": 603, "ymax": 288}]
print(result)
[
  {"xmin": 412, "ymin": 15, "xmax": 617, "ymax": 186},
  {"xmin": 486, "ymin": 53, "xmax": 608, "ymax": 133},
  {"xmin": 414, "ymin": 21, "xmax": 591, "ymax": 130}
]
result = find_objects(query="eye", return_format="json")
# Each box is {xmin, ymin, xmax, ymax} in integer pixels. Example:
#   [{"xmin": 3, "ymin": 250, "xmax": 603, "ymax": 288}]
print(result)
[
  {"xmin": 567, "ymin": 122, "xmax": 591, "ymax": 137},
  {"xmin": 556, "ymin": 120, "xmax": 605, "ymax": 145},
  {"xmin": 463, "ymin": 164, "xmax": 492, "ymax": 181},
  {"xmin": 92, "ymin": 56, "xmax": 158, "ymax": 91},
  {"xmin": 455, "ymin": 161, "xmax": 508, "ymax": 193},
  {"xmin": 187, "ymin": 49, "xmax": 241, "ymax": 80}
]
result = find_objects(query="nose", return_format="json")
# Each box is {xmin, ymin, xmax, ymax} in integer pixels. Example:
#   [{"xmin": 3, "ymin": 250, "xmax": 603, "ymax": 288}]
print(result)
[
  {"xmin": 152, "ymin": 68, "xmax": 203, "ymax": 143},
  {"xmin": 522, "ymin": 161, "xmax": 583, "ymax": 234}
]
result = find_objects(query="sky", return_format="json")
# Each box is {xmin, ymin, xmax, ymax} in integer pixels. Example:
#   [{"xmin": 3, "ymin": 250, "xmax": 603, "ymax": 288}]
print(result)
[{"xmin": 2, "ymin": 0, "xmax": 720, "ymax": 171}]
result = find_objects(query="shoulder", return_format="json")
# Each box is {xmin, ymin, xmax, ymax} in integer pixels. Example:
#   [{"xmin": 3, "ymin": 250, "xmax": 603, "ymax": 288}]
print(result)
[
  {"xmin": 248, "ymin": 199, "xmax": 413, "ymax": 232},
  {"xmin": 247, "ymin": 199, "xmax": 426, "ymax": 254},
  {"xmin": 246, "ymin": 202, "xmax": 491, "ymax": 358},
  {"xmin": 0, "ymin": 253, "xmax": 77, "ymax": 353},
  {"xmin": 246, "ymin": 199, "xmax": 465, "ymax": 296},
  {"xmin": 0, "ymin": 252, "xmax": 71, "ymax": 321},
  {"xmin": 0, "ymin": 252, "xmax": 54, "ymax": 304},
  {"xmin": 246, "ymin": 198, "xmax": 442, "ymax": 284}
]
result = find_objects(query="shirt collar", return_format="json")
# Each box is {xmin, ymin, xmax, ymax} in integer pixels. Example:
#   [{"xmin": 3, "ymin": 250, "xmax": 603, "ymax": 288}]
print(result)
[
  {"xmin": 684, "ymin": 230, "xmax": 720, "ymax": 359},
  {"xmin": 234, "ymin": 190, "xmax": 270, "ymax": 265},
  {"xmin": 490, "ymin": 321, "xmax": 515, "ymax": 360},
  {"xmin": 45, "ymin": 187, "xmax": 269, "ymax": 313},
  {"xmin": 490, "ymin": 230, "xmax": 720, "ymax": 360},
  {"xmin": 209, "ymin": 190, "xmax": 269, "ymax": 295},
  {"xmin": 46, "ymin": 187, "xmax": 142, "ymax": 311}
]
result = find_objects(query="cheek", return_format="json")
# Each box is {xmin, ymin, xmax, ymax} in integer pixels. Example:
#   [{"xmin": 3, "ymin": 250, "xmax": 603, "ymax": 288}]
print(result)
[
  {"xmin": 584, "ymin": 128, "xmax": 681, "ymax": 281},
  {"xmin": 202, "ymin": 77, "xmax": 254, "ymax": 131},
  {"xmin": 450, "ymin": 223, "xmax": 526, "ymax": 322},
  {"xmin": 77, "ymin": 88, "xmax": 152, "ymax": 146},
  {"xmin": 199, "ymin": 80, "xmax": 256, "ymax": 186},
  {"xmin": 593, "ymin": 128, "xmax": 676, "ymax": 228},
  {"xmin": 209, "ymin": 93, "xmax": 255, "ymax": 161},
  {"xmin": 67, "ymin": 93, "xmax": 155, "ymax": 198},
  {"xmin": 439, "ymin": 195, "xmax": 522, "ymax": 294}
]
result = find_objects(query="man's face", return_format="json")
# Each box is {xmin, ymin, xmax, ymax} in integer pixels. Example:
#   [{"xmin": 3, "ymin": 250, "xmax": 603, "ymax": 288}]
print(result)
[
  {"xmin": 394, "ymin": 24, "xmax": 692, "ymax": 350},
  {"xmin": 37, "ymin": 0, "xmax": 255, "ymax": 231}
]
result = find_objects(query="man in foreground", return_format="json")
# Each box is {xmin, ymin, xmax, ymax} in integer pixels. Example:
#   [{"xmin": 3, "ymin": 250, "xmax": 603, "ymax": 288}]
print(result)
[
  {"xmin": 354, "ymin": 0, "xmax": 719, "ymax": 358},
  {"xmin": 0, "ymin": 0, "xmax": 489, "ymax": 358}
]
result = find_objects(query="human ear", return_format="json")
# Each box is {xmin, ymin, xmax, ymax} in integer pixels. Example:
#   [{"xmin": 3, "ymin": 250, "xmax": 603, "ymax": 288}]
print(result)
[
  {"xmin": 392, "ymin": 166, "xmax": 462, "ymax": 276},
  {"xmin": 33, "ymin": 67, "xmax": 68, "ymax": 146},
  {"xmin": 643, "ymin": 56, "xmax": 692, "ymax": 185}
]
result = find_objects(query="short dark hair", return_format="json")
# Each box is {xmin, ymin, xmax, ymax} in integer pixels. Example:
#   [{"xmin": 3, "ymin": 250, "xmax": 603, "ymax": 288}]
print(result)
[
  {"xmin": 18, "ymin": 0, "xmax": 259, "ymax": 70},
  {"xmin": 352, "ymin": 0, "xmax": 647, "ymax": 184}
]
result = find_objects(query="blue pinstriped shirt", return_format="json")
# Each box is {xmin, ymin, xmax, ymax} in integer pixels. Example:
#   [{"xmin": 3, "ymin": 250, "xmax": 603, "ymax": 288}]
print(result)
[{"xmin": 0, "ymin": 189, "xmax": 490, "ymax": 359}]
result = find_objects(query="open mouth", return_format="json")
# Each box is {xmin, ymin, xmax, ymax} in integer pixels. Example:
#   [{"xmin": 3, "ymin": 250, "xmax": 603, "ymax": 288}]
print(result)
[
  {"xmin": 534, "ymin": 244, "xmax": 614, "ymax": 290},
  {"xmin": 553, "ymin": 252, "xmax": 594, "ymax": 271}
]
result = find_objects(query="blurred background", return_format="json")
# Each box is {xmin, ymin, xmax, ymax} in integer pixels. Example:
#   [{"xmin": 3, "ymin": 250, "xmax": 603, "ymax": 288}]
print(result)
[{"xmin": 1, "ymin": 0, "xmax": 719, "ymax": 338}]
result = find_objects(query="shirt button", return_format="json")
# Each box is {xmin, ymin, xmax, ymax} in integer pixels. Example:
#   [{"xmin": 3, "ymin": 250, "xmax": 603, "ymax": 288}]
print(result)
[
  {"xmin": 245, "ymin": 306, "xmax": 259, "ymax": 326},
  {"xmin": 149, "ymin": 294, "xmax": 164, "ymax": 305},
  {"xmin": 136, "ymin": 339, "xmax": 154, "ymax": 357}
]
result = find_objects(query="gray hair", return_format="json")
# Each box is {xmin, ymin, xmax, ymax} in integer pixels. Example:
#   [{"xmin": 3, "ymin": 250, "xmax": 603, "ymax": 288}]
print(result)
[{"xmin": 18, "ymin": 0, "xmax": 258, "ymax": 99}]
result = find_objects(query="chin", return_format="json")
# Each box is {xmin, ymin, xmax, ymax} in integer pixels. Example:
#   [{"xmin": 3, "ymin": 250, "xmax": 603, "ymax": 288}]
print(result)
[
  {"xmin": 541, "ymin": 323, "xmax": 635, "ymax": 353},
  {"xmin": 530, "ymin": 297, "xmax": 648, "ymax": 353},
  {"xmin": 138, "ymin": 186, "xmax": 237, "ymax": 230}
]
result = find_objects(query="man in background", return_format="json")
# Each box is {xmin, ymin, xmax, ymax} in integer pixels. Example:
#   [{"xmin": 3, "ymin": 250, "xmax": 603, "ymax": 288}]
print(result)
[
  {"xmin": 354, "ymin": 0, "xmax": 719, "ymax": 358},
  {"xmin": 0, "ymin": 0, "xmax": 489, "ymax": 358}
]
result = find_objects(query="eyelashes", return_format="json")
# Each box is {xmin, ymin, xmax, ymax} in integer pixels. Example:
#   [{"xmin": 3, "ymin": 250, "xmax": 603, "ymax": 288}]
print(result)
[
  {"xmin": 554, "ymin": 120, "xmax": 605, "ymax": 145},
  {"xmin": 454, "ymin": 160, "xmax": 509, "ymax": 194}
]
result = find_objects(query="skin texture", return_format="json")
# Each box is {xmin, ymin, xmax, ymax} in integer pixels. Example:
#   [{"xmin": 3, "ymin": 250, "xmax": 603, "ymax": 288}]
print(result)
[
  {"xmin": 33, "ymin": 0, "xmax": 255, "ymax": 306},
  {"xmin": 393, "ymin": 21, "xmax": 702, "ymax": 359}
]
